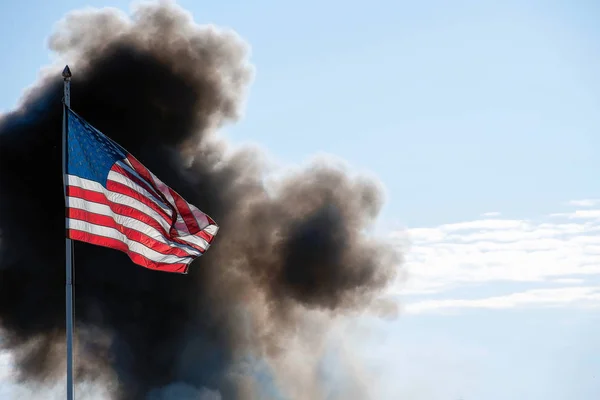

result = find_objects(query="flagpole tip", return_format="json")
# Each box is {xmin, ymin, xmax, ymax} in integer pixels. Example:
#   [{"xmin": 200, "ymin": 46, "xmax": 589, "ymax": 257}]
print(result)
[{"xmin": 62, "ymin": 65, "xmax": 72, "ymax": 79}]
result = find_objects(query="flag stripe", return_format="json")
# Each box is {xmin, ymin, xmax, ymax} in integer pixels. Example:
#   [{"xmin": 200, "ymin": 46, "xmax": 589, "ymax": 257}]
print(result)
[
  {"xmin": 106, "ymin": 177, "xmax": 172, "ymax": 223},
  {"xmin": 169, "ymin": 188, "xmax": 201, "ymax": 233},
  {"xmin": 67, "ymin": 181, "xmax": 209, "ymax": 253},
  {"xmin": 110, "ymin": 165, "xmax": 170, "ymax": 214},
  {"xmin": 149, "ymin": 171, "xmax": 190, "ymax": 234},
  {"xmin": 68, "ymin": 229, "xmax": 191, "ymax": 273},
  {"xmin": 67, "ymin": 219, "xmax": 192, "ymax": 264},
  {"xmin": 125, "ymin": 155, "xmax": 193, "ymax": 234},
  {"xmin": 123, "ymin": 155, "xmax": 216, "ymax": 247},
  {"xmin": 114, "ymin": 160, "xmax": 164, "ymax": 201},
  {"xmin": 68, "ymin": 208, "xmax": 199, "ymax": 257},
  {"xmin": 65, "ymin": 109, "xmax": 218, "ymax": 273},
  {"xmin": 68, "ymin": 208, "xmax": 199, "ymax": 258},
  {"xmin": 126, "ymin": 155, "xmax": 160, "ymax": 196},
  {"xmin": 67, "ymin": 177, "xmax": 174, "ymax": 234}
]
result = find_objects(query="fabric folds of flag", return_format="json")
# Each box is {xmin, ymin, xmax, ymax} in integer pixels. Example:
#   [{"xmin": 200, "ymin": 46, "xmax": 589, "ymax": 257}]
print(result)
[{"xmin": 64, "ymin": 108, "xmax": 218, "ymax": 274}]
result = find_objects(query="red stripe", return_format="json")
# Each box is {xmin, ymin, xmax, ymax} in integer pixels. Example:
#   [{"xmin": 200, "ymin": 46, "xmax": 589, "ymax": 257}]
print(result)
[
  {"xmin": 126, "ymin": 154, "xmax": 210, "ymax": 243},
  {"xmin": 112, "ymin": 163, "xmax": 164, "ymax": 205},
  {"xmin": 126, "ymin": 155, "xmax": 212, "ymax": 231},
  {"xmin": 126, "ymin": 155, "xmax": 157, "ymax": 192},
  {"xmin": 67, "ymin": 229, "xmax": 190, "ymax": 273},
  {"xmin": 67, "ymin": 186, "xmax": 108, "ymax": 205},
  {"xmin": 68, "ymin": 208, "xmax": 194, "ymax": 258},
  {"xmin": 172, "ymin": 234, "xmax": 209, "ymax": 254},
  {"xmin": 67, "ymin": 185, "xmax": 172, "ymax": 236},
  {"xmin": 125, "ymin": 155, "xmax": 180, "ymax": 231},
  {"xmin": 128, "ymin": 155, "xmax": 207, "ymax": 238},
  {"xmin": 67, "ymin": 185, "xmax": 208, "ymax": 253},
  {"xmin": 189, "ymin": 215, "xmax": 216, "ymax": 243},
  {"xmin": 206, "ymin": 215, "xmax": 216, "ymax": 226},
  {"xmin": 193, "ymin": 227, "xmax": 214, "ymax": 244},
  {"xmin": 169, "ymin": 188, "xmax": 201, "ymax": 233},
  {"xmin": 106, "ymin": 179, "xmax": 172, "ymax": 224}
]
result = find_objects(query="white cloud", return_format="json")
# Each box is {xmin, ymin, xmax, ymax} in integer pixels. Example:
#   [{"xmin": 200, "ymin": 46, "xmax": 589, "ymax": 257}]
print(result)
[
  {"xmin": 567, "ymin": 199, "xmax": 600, "ymax": 207},
  {"xmin": 389, "ymin": 203, "xmax": 600, "ymax": 312},
  {"xmin": 550, "ymin": 209, "xmax": 600, "ymax": 219},
  {"xmin": 405, "ymin": 286, "xmax": 600, "ymax": 314},
  {"xmin": 481, "ymin": 211, "xmax": 500, "ymax": 217},
  {"xmin": 0, "ymin": 352, "xmax": 11, "ymax": 382}
]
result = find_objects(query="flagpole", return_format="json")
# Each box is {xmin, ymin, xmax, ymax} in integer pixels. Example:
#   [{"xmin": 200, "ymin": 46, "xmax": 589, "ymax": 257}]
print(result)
[{"xmin": 62, "ymin": 65, "xmax": 75, "ymax": 400}]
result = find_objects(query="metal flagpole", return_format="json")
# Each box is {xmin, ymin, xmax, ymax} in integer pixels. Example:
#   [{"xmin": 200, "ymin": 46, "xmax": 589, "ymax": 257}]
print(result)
[{"xmin": 61, "ymin": 65, "xmax": 75, "ymax": 400}]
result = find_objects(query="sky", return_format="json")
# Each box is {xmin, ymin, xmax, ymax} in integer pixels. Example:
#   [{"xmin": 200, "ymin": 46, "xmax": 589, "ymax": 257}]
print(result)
[{"xmin": 1, "ymin": 0, "xmax": 600, "ymax": 399}]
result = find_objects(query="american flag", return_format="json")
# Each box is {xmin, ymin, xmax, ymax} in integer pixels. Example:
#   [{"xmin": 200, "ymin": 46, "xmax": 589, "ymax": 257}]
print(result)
[{"xmin": 65, "ymin": 108, "xmax": 218, "ymax": 273}]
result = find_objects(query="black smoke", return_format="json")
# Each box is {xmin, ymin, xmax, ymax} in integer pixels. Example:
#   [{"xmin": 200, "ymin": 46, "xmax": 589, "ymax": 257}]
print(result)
[{"xmin": 0, "ymin": 3, "xmax": 400, "ymax": 399}]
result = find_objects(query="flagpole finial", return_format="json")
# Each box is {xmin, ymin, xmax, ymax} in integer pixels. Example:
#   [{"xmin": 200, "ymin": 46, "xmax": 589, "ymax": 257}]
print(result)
[{"xmin": 62, "ymin": 65, "xmax": 72, "ymax": 80}]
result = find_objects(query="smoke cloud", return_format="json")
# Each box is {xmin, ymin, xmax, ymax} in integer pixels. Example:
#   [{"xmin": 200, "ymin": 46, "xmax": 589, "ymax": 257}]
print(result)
[{"xmin": 0, "ymin": 2, "xmax": 400, "ymax": 399}]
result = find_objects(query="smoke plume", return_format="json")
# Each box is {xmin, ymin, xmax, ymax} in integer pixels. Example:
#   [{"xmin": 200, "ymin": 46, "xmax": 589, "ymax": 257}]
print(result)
[{"xmin": 0, "ymin": 2, "xmax": 400, "ymax": 399}]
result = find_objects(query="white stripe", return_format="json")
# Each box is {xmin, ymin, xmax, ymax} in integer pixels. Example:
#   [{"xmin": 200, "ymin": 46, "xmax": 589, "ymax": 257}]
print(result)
[
  {"xmin": 115, "ymin": 161, "xmax": 164, "ymax": 199},
  {"xmin": 121, "ymin": 160, "xmax": 215, "ymax": 237},
  {"xmin": 150, "ymin": 172, "xmax": 189, "ymax": 234},
  {"xmin": 68, "ymin": 175, "xmax": 173, "ymax": 231},
  {"xmin": 203, "ymin": 225, "xmax": 219, "ymax": 236},
  {"xmin": 67, "ymin": 174, "xmax": 213, "ymax": 252},
  {"xmin": 148, "ymin": 166, "xmax": 212, "ymax": 234},
  {"xmin": 67, "ymin": 197, "xmax": 201, "ymax": 257},
  {"xmin": 122, "ymin": 158, "xmax": 188, "ymax": 234},
  {"xmin": 67, "ymin": 175, "xmax": 104, "ymax": 192},
  {"xmin": 108, "ymin": 170, "xmax": 172, "ymax": 217},
  {"xmin": 148, "ymin": 171, "xmax": 218, "ymax": 247},
  {"xmin": 191, "ymin": 206, "xmax": 211, "ymax": 228},
  {"xmin": 178, "ymin": 234, "xmax": 211, "ymax": 250},
  {"xmin": 67, "ymin": 219, "xmax": 193, "ymax": 265}
]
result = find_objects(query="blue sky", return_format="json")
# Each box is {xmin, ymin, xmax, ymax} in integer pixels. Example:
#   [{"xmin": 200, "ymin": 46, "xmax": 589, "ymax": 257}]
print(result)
[{"xmin": 2, "ymin": 0, "xmax": 600, "ymax": 399}]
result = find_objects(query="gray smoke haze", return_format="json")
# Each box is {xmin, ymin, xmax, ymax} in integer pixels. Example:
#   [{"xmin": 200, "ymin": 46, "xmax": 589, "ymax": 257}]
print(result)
[{"xmin": 0, "ymin": 2, "xmax": 401, "ymax": 399}]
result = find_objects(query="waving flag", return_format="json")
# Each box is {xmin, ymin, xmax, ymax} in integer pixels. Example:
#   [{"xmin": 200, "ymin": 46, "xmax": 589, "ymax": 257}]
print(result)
[{"xmin": 65, "ymin": 108, "xmax": 218, "ymax": 273}]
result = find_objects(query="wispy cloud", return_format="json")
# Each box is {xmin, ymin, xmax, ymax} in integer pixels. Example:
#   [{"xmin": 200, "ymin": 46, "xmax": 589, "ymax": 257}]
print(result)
[
  {"xmin": 481, "ymin": 211, "xmax": 500, "ymax": 217},
  {"xmin": 567, "ymin": 199, "xmax": 600, "ymax": 207},
  {"xmin": 390, "ymin": 202, "xmax": 600, "ymax": 312},
  {"xmin": 405, "ymin": 286, "xmax": 600, "ymax": 314},
  {"xmin": 550, "ymin": 209, "xmax": 600, "ymax": 219}
]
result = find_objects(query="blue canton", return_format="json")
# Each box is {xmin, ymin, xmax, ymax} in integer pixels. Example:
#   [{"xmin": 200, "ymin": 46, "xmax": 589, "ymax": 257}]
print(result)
[{"xmin": 67, "ymin": 109, "xmax": 127, "ymax": 187}]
